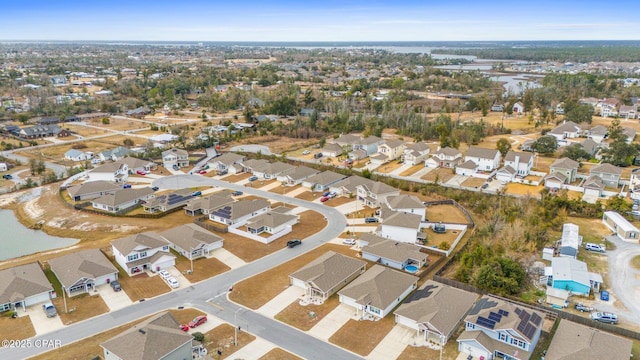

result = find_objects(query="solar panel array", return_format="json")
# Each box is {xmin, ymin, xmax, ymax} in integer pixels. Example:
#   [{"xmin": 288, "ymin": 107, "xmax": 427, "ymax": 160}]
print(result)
[
  {"xmin": 530, "ymin": 312, "xmax": 542, "ymax": 326},
  {"xmin": 498, "ymin": 309, "xmax": 509, "ymax": 317},
  {"xmin": 476, "ymin": 316, "xmax": 496, "ymax": 329},
  {"xmin": 515, "ymin": 308, "xmax": 540, "ymax": 340},
  {"xmin": 488, "ymin": 311, "xmax": 503, "ymax": 322},
  {"xmin": 212, "ymin": 206, "xmax": 233, "ymax": 219}
]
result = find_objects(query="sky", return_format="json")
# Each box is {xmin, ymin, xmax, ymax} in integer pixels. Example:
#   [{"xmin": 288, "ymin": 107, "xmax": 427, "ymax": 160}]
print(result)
[{"xmin": 2, "ymin": 0, "xmax": 640, "ymax": 42}]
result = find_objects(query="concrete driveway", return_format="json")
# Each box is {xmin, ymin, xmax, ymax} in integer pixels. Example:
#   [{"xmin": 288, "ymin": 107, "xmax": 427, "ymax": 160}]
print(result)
[
  {"xmin": 367, "ymin": 325, "xmax": 416, "ymax": 360},
  {"xmin": 209, "ymin": 248, "xmax": 246, "ymax": 269},
  {"xmin": 603, "ymin": 235, "xmax": 640, "ymax": 325},
  {"xmin": 227, "ymin": 337, "xmax": 276, "ymax": 359},
  {"xmin": 96, "ymin": 284, "xmax": 133, "ymax": 311},
  {"xmin": 256, "ymin": 286, "xmax": 305, "ymax": 318},
  {"xmin": 445, "ymin": 174, "xmax": 469, "ymax": 187},
  {"xmin": 22, "ymin": 304, "xmax": 64, "ymax": 335},
  {"xmin": 166, "ymin": 267, "xmax": 192, "ymax": 288},
  {"xmin": 284, "ymin": 186, "xmax": 309, "ymax": 198},
  {"xmin": 307, "ymin": 303, "xmax": 354, "ymax": 341}
]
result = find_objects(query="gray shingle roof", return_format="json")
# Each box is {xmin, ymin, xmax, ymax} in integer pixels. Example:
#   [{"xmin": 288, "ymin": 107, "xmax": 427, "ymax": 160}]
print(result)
[
  {"xmin": 551, "ymin": 157, "xmax": 579, "ymax": 170},
  {"xmin": 160, "ymin": 224, "xmax": 223, "ymax": 252},
  {"xmin": 213, "ymin": 152, "xmax": 244, "ymax": 166},
  {"xmin": 591, "ymin": 163, "xmax": 622, "ymax": 176},
  {"xmin": 286, "ymin": 166, "xmax": 320, "ymax": 181},
  {"xmin": 111, "ymin": 232, "xmax": 171, "ymax": 256},
  {"xmin": 91, "ymin": 187, "xmax": 154, "ymax": 207},
  {"xmin": 49, "ymin": 249, "xmax": 118, "ymax": 288},
  {"xmin": 464, "ymin": 295, "xmax": 544, "ymax": 342},
  {"xmin": 290, "ymin": 251, "xmax": 366, "ymax": 293},
  {"xmin": 360, "ymin": 234, "xmax": 427, "ymax": 263},
  {"xmin": 304, "ymin": 170, "xmax": 347, "ymax": 186},
  {"xmin": 338, "ymin": 265, "xmax": 417, "ymax": 310},
  {"xmin": 67, "ymin": 181, "xmax": 121, "ymax": 198},
  {"xmin": 220, "ymin": 199, "xmax": 270, "ymax": 221},
  {"xmin": 457, "ymin": 160, "xmax": 478, "ymax": 169},
  {"xmin": 383, "ymin": 212, "xmax": 423, "ymax": 229},
  {"xmin": 0, "ymin": 263, "xmax": 52, "ymax": 304},
  {"xmin": 386, "ymin": 195, "xmax": 424, "ymax": 210},
  {"xmin": 544, "ymin": 320, "xmax": 633, "ymax": 360},
  {"xmin": 433, "ymin": 147, "xmax": 461, "ymax": 157},
  {"xmin": 332, "ymin": 176, "xmax": 376, "ymax": 193},
  {"xmin": 246, "ymin": 211, "xmax": 298, "ymax": 230},
  {"xmin": 504, "ymin": 151, "xmax": 533, "ymax": 163},
  {"xmin": 465, "ymin": 146, "xmax": 500, "ymax": 160},
  {"xmin": 382, "ymin": 139, "xmax": 405, "ymax": 149}
]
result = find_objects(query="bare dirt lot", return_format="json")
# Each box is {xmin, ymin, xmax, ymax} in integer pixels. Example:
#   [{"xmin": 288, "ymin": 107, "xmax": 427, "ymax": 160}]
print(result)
[
  {"xmin": 203, "ymin": 323, "xmax": 256, "ymax": 359},
  {"xmin": 0, "ymin": 313, "xmax": 35, "ymax": 341},
  {"xmin": 426, "ymin": 204, "xmax": 469, "ymax": 223},
  {"xmin": 329, "ymin": 316, "xmax": 396, "ymax": 356},
  {"xmin": 421, "ymin": 167, "xmax": 455, "ymax": 183}
]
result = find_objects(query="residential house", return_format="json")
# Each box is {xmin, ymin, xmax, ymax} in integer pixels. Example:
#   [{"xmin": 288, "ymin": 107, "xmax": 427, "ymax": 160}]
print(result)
[
  {"xmin": 0, "ymin": 162, "xmax": 6, "ymax": 172},
  {"xmin": 369, "ymin": 153, "xmax": 390, "ymax": 165},
  {"xmin": 456, "ymin": 160, "xmax": 478, "ymax": 176},
  {"xmin": 619, "ymin": 104, "xmax": 637, "ymax": 119},
  {"xmin": 330, "ymin": 176, "xmax": 375, "ymax": 197},
  {"xmin": 334, "ymin": 133, "xmax": 362, "ymax": 147},
  {"xmin": 49, "ymin": 249, "xmax": 119, "ymax": 297},
  {"xmin": 581, "ymin": 139, "xmax": 599, "ymax": 157},
  {"xmin": 376, "ymin": 139, "xmax": 405, "ymax": 162},
  {"xmin": 66, "ymin": 181, "xmax": 121, "ymax": 201},
  {"xmin": 548, "ymin": 121, "xmax": 584, "ymax": 142},
  {"xmin": 290, "ymin": 251, "xmax": 367, "ymax": 303},
  {"xmin": 464, "ymin": 147, "xmax": 502, "ymax": 172},
  {"xmin": 555, "ymin": 103, "xmax": 565, "ymax": 115},
  {"xmin": 339, "ymin": 265, "xmax": 418, "ymax": 320},
  {"xmin": 582, "ymin": 176, "xmax": 605, "ymax": 200},
  {"xmin": 301, "ymin": 170, "xmax": 348, "ymax": 192},
  {"xmin": 208, "ymin": 153, "xmax": 245, "ymax": 173},
  {"xmin": 355, "ymin": 181, "xmax": 401, "ymax": 208},
  {"xmin": 544, "ymin": 320, "xmax": 633, "ymax": 360},
  {"xmin": 495, "ymin": 165, "xmax": 517, "ymax": 183},
  {"xmin": 111, "ymin": 232, "xmax": 175, "ymax": 275},
  {"xmin": 240, "ymin": 159, "xmax": 270, "ymax": 174},
  {"xmin": 520, "ymin": 140, "xmax": 535, "ymax": 152},
  {"xmin": 544, "ymin": 173, "xmax": 568, "ymax": 190},
  {"xmin": 101, "ymin": 312, "xmax": 198, "ymax": 360},
  {"xmin": 457, "ymin": 296, "xmax": 544, "ymax": 360},
  {"xmin": 394, "ymin": 280, "xmax": 477, "ymax": 346},
  {"xmin": 503, "ymin": 151, "xmax": 533, "ymax": 177},
  {"xmin": 359, "ymin": 233, "xmax": 428, "ymax": 270},
  {"xmin": 580, "ymin": 97, "xmax": 600, "ymax": 109},
  {"xmin": 119, "ymin": 157, "xmax": 154, "ymax": 174},
  {"xmin": 512, "ymin": 102, "xmax": 525, "ymax": 114},
  {"xmin": 91, "ymin": 187, "xmax": 155, "ymax": 213},
  {"xmin": 0, "ymin": 263, "xmax": 54, "ymax": 313},
  {"xmin": 623, "ymin": 127, "xmax": 636, "ymax": 144},
  {"xmin": 209, "ymin": 199, "xmax": 270, "ymax": 226},
  {"xmin": 549, "ymin": 157, "xmax": 579, "ymax": 183},
  {"xmin": 183, "ymin": 192, "xmax": 234, "ymax": 216},
  {"xmin": 589, "ymin": 163, "xmax": 621, "ymax": 188},
  {"xmin": 602, "ymin": 211, "xmax": 640, "ymax": 242},
  {"xmin": 142, "ymin": 189, "xmax": 195, "ymax": 213},
  {"xmin": 87, "ymin": 162, "xmax": 129, "ymax": 183},
  {"xmin": 98, "ymin": 146, "xmax": 131, "ymax": 162},
  {"xmin": 558, "ymin": 223, "xmax": 582, "ymax": 258},
  {"xmin": 246, "ymin": 209, "xmax": 299, "ymax": 237},
  {"xmin": 549, "ymin": 257, "xmax": 602, "ymax": 296},
  {"xmin": 379, "ymin": 212, "xmax": 423, "ymax": 243},
  {"xmin": 64, "ymin": 149, "xmax": 93, "ymax": 162},
  {"xmin": 159, "ymin": 224, "xmax": 223, "ymax": 260},
  {"xmin": 385, "ymin": 194, "xmax": 426, "ymax": 221},
  {"xmin": 402, "ymin": 142, "xmax": 431, "ymax": 166},
  {"xmin": 587, "ymin": 125, "xmax": 608, "ymax": 144},
  {"xmin": 630, "ymin": 168, "xmax": 640, "ymax": 199},
  {"xmin": 352, "ymin": 135, "xmax": 384, "ymax": 156},
  {"xmin": 321, "ymin": 143, "xmax": 344, "ymax": 158},
  {"xmin": 598, "ymin": 98, "xmax": 619, "ymax": 118},
  {"xmin": 277, "ymin": 166, "xmax": 320, "ymax": 186},
  {"xmin": 125, "ymin": 107, "xmax": 150, "ymax": 118},
  {"xmin": 427, "ymin": 147, "xmax": 463, "ymax": 168},
  {"xmin": 19, "ymin": 124, "xmax": 68, "ymax": 139},
  {"xmin": 162, "ymin": 148, "xmax": 189, "ymax": 169},
  {"xmin": 252, "ymin": 162, "xmax": 295, "ymax": 180}
]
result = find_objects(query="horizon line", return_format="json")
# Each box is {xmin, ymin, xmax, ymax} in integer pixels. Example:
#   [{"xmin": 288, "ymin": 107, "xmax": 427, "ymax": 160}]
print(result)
[{"xmin": 2, "ymin": 39, "xmax": 640, "ymax": 43}]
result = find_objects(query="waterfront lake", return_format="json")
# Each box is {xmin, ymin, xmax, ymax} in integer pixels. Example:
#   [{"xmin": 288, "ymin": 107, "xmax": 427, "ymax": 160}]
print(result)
[{"xmin": 0, "ymin": 210, "xmax": 78, "ymax": 261}]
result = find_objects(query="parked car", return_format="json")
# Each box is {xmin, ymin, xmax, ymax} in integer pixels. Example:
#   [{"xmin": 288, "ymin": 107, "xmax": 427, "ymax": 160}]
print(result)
[
  {"xmin": 2, "ymin": 174, "xmax": 12, "ymax": 180},
  {"xmin": 585, "ymin": 243, "xmax": 605, "ymax": 253},
  {"xmin": 199, "ymin": 170, "xmax": 207, "ymax": 175},
  {"xmin": 248, "ymin": 176, "xmax": 258, "ymax": 182},
  {"xmin": 591, "ymin": 312, "xmax": 618, "ymax": 324},
  {"xmin": 202, "ymin": 164, "xmax": 210, "ymax": 170},
  {"xmin": 322, "ymin": 191, "xmax": 331, "ymax": 197},
  {"xmin": 218, "ymin": 169, "xmax": 228, "ymax": 176},
  {"xmin": 179, "ymin": 324, "xmax": 190, "ymax": 332},
  {"xmin": 320, "ymin": 196, "xmax": 329, "ymax": 202},
  {"xmin": 345, "ymin": 158, "xmax": 353, "ymax": 165},
  {"xmin": 110, "ymin": 280, "xmax": 122, "ymax": 292},
  {"xmin": 172, "ymin": 164, "xmax": 180, "ymax": 171},
  {"xmin": 364, "ymin": 217, "xmax": 379, "ymax": 223},
  {"xmin": 314, "ymin": 153, "xmax": 323, "ymax": 159},
  {"xmin": 136, "ymin": 170, "xmax": 146, "ymax": 176},
  {"xmin": 191, "ymin": 191, "xmax": 202, "ymax": 197},
  {"xmin": 42, "ymin": 302, "xmax": 57, "ymax": 318},
  {"xmin": 481, "ymin": 183, "xmax": 489, "ymax": 189},
  {"xmin": 151, "ymin": 186, "xmax": 160, "ymax": 191},
  {"xmin": 329, "ymin": 192, "xmax": 337, "ymax": 198},
  {"xmin": 232, "ymin": 190, "xmax": 243, "ymax": 196},
  {"xmin": 188, "ymin": 315, "xmax": 208, "ymax": 328},
  {"xmin": 302, "ymin": 150, "xmax": 311, "ymax": 155},
  {"xmin": 342, "ymin": 238, "xmax": 357, "ymax": 245},
  {"xmin": 574, "ymin": 303, "xmax": 594, "ymax": 312},
  {"xmin": 158, "ymin": 270, "xmax": 171, "ymax": 279},
  {"xmin": 122, "ymin": 183, "xmax": 132, "ymax": 189},
  {"xmin": 287, "ymin": 239, "xmax": 302, "ymax": 248},
  {"xmin": 166, "ymin": 277, "xmax": 180, "ymax": 289}
]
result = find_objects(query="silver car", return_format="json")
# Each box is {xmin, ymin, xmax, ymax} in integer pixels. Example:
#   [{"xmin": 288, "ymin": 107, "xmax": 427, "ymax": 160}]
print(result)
[
  {"xmin": 158, "ymin": 270, "xmax": 171, "ymax": 279},
  {"xmin": 166, "ymin": 277, "xmax": 180, "ymax": 289}
]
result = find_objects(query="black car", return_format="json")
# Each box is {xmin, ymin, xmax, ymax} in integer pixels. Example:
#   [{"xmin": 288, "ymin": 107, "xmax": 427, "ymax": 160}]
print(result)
[
  {"xmin": 2, "ymin": 174, "xmax": 12, "ymax": 180},
  {"xmin": 151, "ymin": 186, "xmax": 159, "ymax": 191},
  {"xmin": 287, "ymin": 239, "xmax": 302, "ymax": 248},
  {"xmin": 481, "ymin": 183, "xmax": 489, "ymax": 189},
  {"xmin": 232, "ymin": 190, "xmax": 243, "ymax": 196}
]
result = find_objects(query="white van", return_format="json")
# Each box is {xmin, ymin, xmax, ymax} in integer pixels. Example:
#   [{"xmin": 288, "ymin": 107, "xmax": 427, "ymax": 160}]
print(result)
[{"xmin": 585, "ymin": 243, "xmax": 605, "ymax": 253}]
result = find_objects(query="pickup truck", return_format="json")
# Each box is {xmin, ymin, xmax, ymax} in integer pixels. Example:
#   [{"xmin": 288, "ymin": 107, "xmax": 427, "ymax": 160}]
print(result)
[{"xmin": 574, "ymin": 303, "xmax": 594, "ymax": 312}]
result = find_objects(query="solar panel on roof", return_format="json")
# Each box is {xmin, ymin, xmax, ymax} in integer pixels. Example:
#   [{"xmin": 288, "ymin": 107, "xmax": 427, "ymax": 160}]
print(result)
[
  {"xmin": 523, "ymin": 323, "xmax": 537, "ymax": 339},
  {"xmin": 488, "ymin": 312, "xmax": 502, "ymax": 322},
  {"xmin": 499, "ymin": 310, "xmax": 509, "ymax": 317},
  {"xmin": 517, "ymin": 321, "xmax": 527, "ymax": 333},
  {"xmin": 530, "ymin": 313, "xmax": 542, "ymax": 326},
  {"xmin": 514, "ymin": 308, "xmax": 522, "ymax": 316},
  {"xmin": 476, "ymin": 316, "xmax": 496, "ymax": 329}
]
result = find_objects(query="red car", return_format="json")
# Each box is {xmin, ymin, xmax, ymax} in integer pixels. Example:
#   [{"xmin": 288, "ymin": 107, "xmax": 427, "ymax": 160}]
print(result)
[
  {"xmin": 320, "ymin": 196, "xmax": 329, "ymax": 202},
  {"xmin": 136, "ymin": 170, "xmax": 146, "ymax": 176},
  {"xmin": 188, "ymin": 315, "xmax": 207, "ymax": 328},
  {"xmin": 199, "ymin": 170, "xmax": 207, "ymax": 175},
  {"xmin": 179, "ymin": 324, "xmax": 190, "ymax": 332}
]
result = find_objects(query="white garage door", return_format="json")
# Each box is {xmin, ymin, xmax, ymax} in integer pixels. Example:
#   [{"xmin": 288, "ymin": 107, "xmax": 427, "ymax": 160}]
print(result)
[
  {"xmin": 24, "ymin": 292, "xmax": 51, "ymax": 307},
  {"xmin": 291, "ymin": 278, "xmax": 306, "ymax": 289}
]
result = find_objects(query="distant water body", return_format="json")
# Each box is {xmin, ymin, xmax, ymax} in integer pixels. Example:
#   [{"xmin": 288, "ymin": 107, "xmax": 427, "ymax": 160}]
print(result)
[{"xmin": 0, "ymin": 210, "xmax": 78, "ymax": 261}]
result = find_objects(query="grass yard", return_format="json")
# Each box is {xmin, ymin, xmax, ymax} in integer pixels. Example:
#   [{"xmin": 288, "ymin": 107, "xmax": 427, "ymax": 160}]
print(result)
[
  {"xmin": 169, "ymin": 308, "xmax": 206, "ymax": 325},
  {"xmin": 268, "ymin": 184, "xmax": 302, "ymax": 194},
  {"xmin": 421, "ymin": 167, "xmax": 455, "ymax": 184},
  {"xmin": 259, "ymin": 348, "xmax": 303, "ymax": 360},
  {"xmin": 295, "ymin": 190, "xmax": 319, "ymax": 201},
  {"xmin": 222, "ymin": 173, "xmax": 251, "ymax": 183},
  {"xmin": 174, "ymin": 255, "xmax": 231, "ymax": 283},
  {"xmin": 53, "ymin": 292, "xmax": 109, "ymax": 325},
  {"xmin": 203, "ymin": 323, "xmax": 256, "ymax": 359},
  {"xmin": 325, "ymin": 197, "xmax": 356, "ymax": 207},
  {"xmin": 329, "ymin": 316, "xmax": 396, "ymax": 356},
  {"xmin": 631, "ymin": 255, "xmax": 640, "ymax": 270},
  {"xmin": 504, "ymin": 183, "xmax": 544, "ymax": 197},
  {"xmin": 461, "ymin": 177, "xmax": 485, "ymax": 188},
  {"xmin": 424, "ymin": 228, "xmax": 463, "ymax": 249},
  {"xmin": 376, "ymin": 160, "xmax": 405, "ymax": 174},
  {"xmin": 399, "ymin": 164, "xmax": 425, "ymax": 177},
  {"xmin": 274, "ymin": 294, "xmax": 340, "ymax": 331},
  {"xmin": 220, "ymin": 210, "xmax": 327, "ymax": 263},
  {"xmin": 425, "ymin": 204, "xmax": 468, "ymax": 224},
  {"xmin": 229, "ymin": 244, "xmax": 357, "ymax": 309},
  {"xmin": 114, "ymin": 264, "xmax": 170, "ymax": 301},
  {"xmin": 0, "ymin": 313, "xmax": 35, "ymax": 341}
]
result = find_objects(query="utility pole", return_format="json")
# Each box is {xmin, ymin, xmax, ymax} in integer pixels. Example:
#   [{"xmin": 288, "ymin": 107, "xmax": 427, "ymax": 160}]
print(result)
[
  {"xmin": 234, "ymin": 308, "xmax": 242, "ymax": 346},
  {"xmin": 62, "ymin": 286, "xmax": 68, "ymax": 313}
]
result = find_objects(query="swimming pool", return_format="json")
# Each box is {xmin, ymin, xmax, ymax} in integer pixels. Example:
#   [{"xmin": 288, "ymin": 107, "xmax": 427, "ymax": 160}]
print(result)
[{"xmin": 405, "ymin": 265, "xmax": 419, "ymax": 274}]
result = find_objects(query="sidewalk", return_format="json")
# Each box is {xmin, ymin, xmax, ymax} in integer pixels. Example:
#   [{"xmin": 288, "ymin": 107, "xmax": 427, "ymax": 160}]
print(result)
[{"xmin": 224, "ymin": 337, "xmax": 275, "ymax": 359}]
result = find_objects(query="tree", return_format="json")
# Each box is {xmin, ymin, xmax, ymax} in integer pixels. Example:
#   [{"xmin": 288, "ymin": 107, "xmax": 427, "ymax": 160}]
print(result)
[
  {"xmin": 101, "ymin": 117, "xmax": 110, "ymax": 125},
  {"xmin": 496, "ymin": 138, "xmax": 511, "ymax": 157},
  {"xmin": 565, "ymin": 104, "xmax": 593, "ymax": 124},
  {"xmin": 123, "ymin": 138, "xmax": 134, "ymax": 147},
  {"xmin": 602, "ymin": 118, "xmax": 639, "ymax": 166},
  {"xmin": 532, "ymin": 136, "xmax": 558, "ymax": 156},
  {"xmin": 562, "ymin": 143, "xmax": 591, "ymax": 161}
]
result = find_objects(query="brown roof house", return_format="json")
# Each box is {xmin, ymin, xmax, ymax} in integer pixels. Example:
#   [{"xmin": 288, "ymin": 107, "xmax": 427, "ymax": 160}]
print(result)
[
  {"xmin": 91, "ymin": 187, "xmax": 155, "ymax": 213},
  {"xmin": 101, "ymin": 312, "xmax": 202, "ymax": 360},
  {"xmin": 338, "ymin": 265, "xmax": 418, "ymax": 320},
  {"xmin": 111, "ymin": 232, "xmax": 175, "ymax": 276},
  {"xmin": 359, "ymin": 233, "xmax": 428, "ymax": 270},
  {"xmin": 49, "ymin": 249, "xmax": 118, "ymax": 297},
  {"xmin": 544, "ymin": 319, "xmax": 632, "ymax": 360},
  {"xmin": 457, "ymin": 296, "xmax": 544, "ymax": 360},
  {"xmin": 0, "ymin": 263, "xmax": 54, "ymax": 313},
  {"xmin": 289, "ymin": 251, "xmax": 366, "ymax": 303},
  {"xmin": 394, "ymin": 280, "xmax": 478, "ymax": 346},
  {"xmin": 160, "ymin": 224, "xmax": 223, "ymax": 260},
  {"xmin": 66, "ymin": 180, "xmax": 121, "ymax": 201}
]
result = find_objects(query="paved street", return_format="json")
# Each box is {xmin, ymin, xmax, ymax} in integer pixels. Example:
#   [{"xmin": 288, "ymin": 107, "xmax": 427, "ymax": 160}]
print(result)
[
  {"xmin": 0, "ymin": 175, "xmax": 361, "ymax": 360},
  {"xmin": 602, "ymin": 235, "xmax": 640, "ymax": 326}
]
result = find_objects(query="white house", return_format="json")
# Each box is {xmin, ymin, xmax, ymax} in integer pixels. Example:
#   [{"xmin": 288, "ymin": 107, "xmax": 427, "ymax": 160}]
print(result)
[
  {"xmin": 512, "ymin": 102, "xmax": 525, "ymax": 114},
  {"xmin": 98, "ymin": 146, "xmax": 131, "ymax": 162},
  {"xmin": 301, "ymin": 170, "xmax": 348, "ymax": 192},
  {"xmin": 91, "ymin": 187, "xmax": 155, "ymax": 213},
  {"xmin": 558, "ymin": 223, "xmax": 582, "ymax": 258},
  {"xmin": 352, "ymin": 135, "xmax": 384, "ymax": 156},
  {"xmin": 402, "ymin": 142, "xmax": 431, "ymax": 165},
  {"xmin": 0, "ymin": 263, "xmax": 54, "ymax": 313},
  {"xmin": 111, "ymin": 232, "xmax": 176, "ymax": 276},
  {"xmin": 88, "ymin": 162, "xmax": 129, "ymax": 183},
  {"xmin": 548, "ymin": 121, "xmax": 584, "ymax": 141},
  {"xmin": 245, "ymin": 209, "xmax": 299, "ymax": 236},
  {"xmin": 64, "ymin": 149, "xmax": 93, "ymax": 162},
  {"xmin": 49, "ymin": 249, "xmax": 119, "ymax": 297},
  {"xmin": 159, "ymin": 224, "xmax": 223, "ymax": 260},
  {"xmin": 456, "ymin": 160, "xmax": 478, "ymax": 176},
  {"xmin": 277, "ymin": 166, "xmax": 320, "ymax": 186},
  {"xmin": 464, "ymin": 146, "xmax": 501, "ymax": 172},
  {"xmin": 457, "ymin": 296, "xmax": 544, "ymax": 360},
  {"xmin": 590, "ymin": 163, "xmax": 622, "ymax": 188},
  {"xmin": 209, "ymin": 153, "xmax": 245, "ymax": 172},
  {"xmin": 385, "ymin": 194, "xmax": 426, "ymax": 221},
  {"xmin": 339, "ymin": 265, "xmax": 418, "ymax": 320},
  {"xmin": 503, "ymin": 151, "xmax": 533, "ymax": 177},
  {"xmin": 208, "ymin": 199, "xmax": 270, "ymax": 226},
  {"xmin": 587, "ymin": 125, "xmax": 608, "ymax": 144},
  {"xmin": 379, "ymin": 212, "xmax": 423, "ymax": 243},
  {"xmin": 355, "ymin": 181, "xmax": 401, "ymax": 208},
  {"xmin": 162, "ymin": 148, "xmax": 189, "ymax": 169},
  {"xmin": 603, "ymin": 211, "xmax": 640, "ymax": 242},
  {"xmin": 359, "ymin": 233, "xmax": 428, "ymax": 270}
]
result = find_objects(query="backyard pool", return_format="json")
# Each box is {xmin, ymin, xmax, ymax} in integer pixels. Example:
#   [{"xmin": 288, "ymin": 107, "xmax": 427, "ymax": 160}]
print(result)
[{"xmin": 404, "ymin": 265, "xmax": 419, "ymax": 274}]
